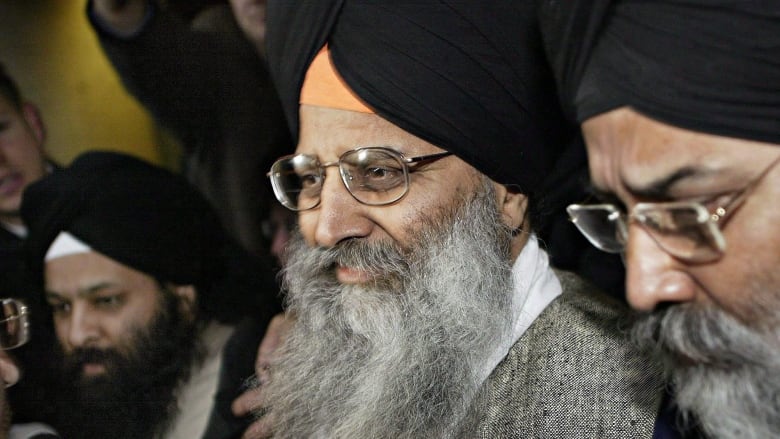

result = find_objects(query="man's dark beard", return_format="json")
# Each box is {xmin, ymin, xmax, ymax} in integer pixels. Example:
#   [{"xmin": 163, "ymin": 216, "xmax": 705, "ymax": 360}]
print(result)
[
  {"xmin": 51, "ymin": 290, "xmax": 204, "ymax": 439},
  {"xmin": 0, "ymin": 386, "xmax": 11, "ymax": 439},
  {"xmin": 263, "ymin": 180, "xmax": 515, "ymax": 439},
  {"xmin": 631, "ymin": 304, "xmax": 780, "ymax": 438}
]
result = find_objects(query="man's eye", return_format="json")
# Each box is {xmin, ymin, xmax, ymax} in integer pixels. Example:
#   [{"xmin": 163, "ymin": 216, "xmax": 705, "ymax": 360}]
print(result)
[
  {"xmin": 356, "ymin": 166, "xmax": 403, "ymax": 191},
  {"xmin": 48, "ymin": 301, "xmax": 71, "ymax": 315},
  {"xmin": 364, "ymin": 166, "xmax": 400, "ymax": 180},
  {"xmin": 299, "ymin": 172, "xmax": 322, "ymax": 189},
  {"xmin": 93, "ymin": 296, "xmax": 122, "ymax": 309}
]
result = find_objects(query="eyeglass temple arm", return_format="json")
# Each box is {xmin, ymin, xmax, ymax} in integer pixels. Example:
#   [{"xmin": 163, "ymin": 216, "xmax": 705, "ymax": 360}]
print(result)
[{"xmin": 404, "ymin": 151, "xmax": 453, "ymax": 165}]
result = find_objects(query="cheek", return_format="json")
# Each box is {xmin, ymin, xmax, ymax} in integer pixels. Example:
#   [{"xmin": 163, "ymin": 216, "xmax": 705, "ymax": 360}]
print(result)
[
  {"xmin": 6, "ymin": 136, "xmax": 43, "ymax": 172},
  {"xmin": 108, "ymin": 305, "xmax": 156, "ymax": 346},
  {"xmin": 54, "ymin": 317, "xmax": 68, "ymax": 346},
  {"xmin": 297, "ymin": 212, "xmax": 318, "ymax": 246},
  {"xmin": 690, "ymin": 216, "xmax": 780, "ymax": 322},
  {"xmin": 53, "ymin": 318, "xmax": 70, "ymax": 348},
  {"xmin": 104, "ymin": 317, "xmax": 143, "ymax": 352}
]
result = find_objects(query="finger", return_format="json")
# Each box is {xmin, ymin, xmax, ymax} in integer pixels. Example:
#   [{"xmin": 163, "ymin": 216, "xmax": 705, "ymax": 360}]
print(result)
[
  {"xmin": 231, "ymin": 386, "xmax": 263, "ymax": 417},
  {"xmin": 259, "ymin": 314, "xmax": 287, "ymax": 354},
  {"xmin": 255, "ymin": 313, "xmax": 289, "ymax": 369}
]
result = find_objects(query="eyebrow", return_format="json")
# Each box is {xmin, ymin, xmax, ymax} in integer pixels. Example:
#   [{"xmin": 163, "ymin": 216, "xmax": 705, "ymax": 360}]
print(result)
[
  {"xmin": 46, "ymin": 282, "xmax": 119, "ymax": 300},
  {"xmin": 622, "ymin": 166, "xmax": 707, "ymax": 200},
  {"xmin": 587, "ymin": 165, "xmax": 712, "ymax": 206}
]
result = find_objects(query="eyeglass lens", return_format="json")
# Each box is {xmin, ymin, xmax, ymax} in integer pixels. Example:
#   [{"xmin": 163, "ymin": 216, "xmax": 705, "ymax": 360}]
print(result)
[
  {"xmin": 270, "ymin": 154, "xmax": 322, "ymax": 211},
  {"xmin": 567, "ymin": 205, "xmax": 625, "ymax": 253},
  {"xmin": 569, "ymin": 203, "xmax": 725, "ymax": 262},
  {"xmin": 339, "ymin": 149, "xmax": 408, "ymax": 205},
  {"xmin": 634, "ymin": 204, "xmax": 724, "ymax": 261},
  {"xmin": 0, "ymin": 299, "xmax": 29, "ymax": 350},
  {"xmin": 270, "ymin": 149, "xmax": 409, "ymax": 210}
]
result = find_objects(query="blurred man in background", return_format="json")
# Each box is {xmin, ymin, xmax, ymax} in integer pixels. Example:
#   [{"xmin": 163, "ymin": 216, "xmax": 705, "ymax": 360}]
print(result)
[{"xmin": 22, "ymin": 151, "xmax": 277, "ymax": 439}]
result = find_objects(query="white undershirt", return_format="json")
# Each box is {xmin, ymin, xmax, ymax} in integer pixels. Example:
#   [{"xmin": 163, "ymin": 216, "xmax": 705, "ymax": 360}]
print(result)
[
  {"xmin": 478, "ymin": 234, "xmax": 562, "ymax": 386},
  {"xmin": 9, "ymin": 422, "xmax": 59, "ymax": 438},
  {"xmin": 165, "ymin": 322, "xmax": 234, "ymax": 439}
]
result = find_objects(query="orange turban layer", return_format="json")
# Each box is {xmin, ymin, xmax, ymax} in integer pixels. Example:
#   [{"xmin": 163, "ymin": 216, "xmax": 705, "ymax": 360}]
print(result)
[{"xmin": 300, "ymin": 45, "xmax": 374, "ymax": 114}]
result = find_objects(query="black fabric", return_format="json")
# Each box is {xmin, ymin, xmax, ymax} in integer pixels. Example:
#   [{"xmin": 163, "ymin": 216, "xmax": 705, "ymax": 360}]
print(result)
[
  {"xmin": 266, "ymin": 0, "xmax": 572, "ymax": 193},
  {"xmin": 524, "ymin": 1, "xmax": 624, "ymax": 298},
  {"xmin": 652, "ymin": 389, "xmax": 705, "ymax": 439},
  {"xmin": 0, "ymin": 227, "xmax": 28, "ymax": 299},
  {"xmin": 1, "ymin": 227, "xmax": 63, "ymax": 430},
  {"xmin": 536, "ymin": 0, "xmax": 613, "ymax": 123},
  {"xmin": 87, "ymin": 0, "xmax": 294, "ymax": 261},
  {"xmin": 0, "ymin": 164, "xmax": 63, "ymax": 429},
  {"xmin": 574, "ymin": 1, "xmax": 780, "ymax": 143},
  {"xmin": 20, "ymin": 151, "xmax": 278, "ymax": 324},
  {"xmin": 534, "ymin": 135, "xmax": 625, "ymax": 298}
]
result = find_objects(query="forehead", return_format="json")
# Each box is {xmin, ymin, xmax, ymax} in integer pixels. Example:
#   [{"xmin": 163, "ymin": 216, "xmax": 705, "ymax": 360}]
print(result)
[
  {"xmin": 582, "ymin": 108, "xmax": 777, "ymax": 198},
  {"xmin": 297, "ymin": 105, "xmax": 448, "ymax": 158},
  {"xmin": 45, "ymin": 251, "xmax": 157, "ymax": 294}
]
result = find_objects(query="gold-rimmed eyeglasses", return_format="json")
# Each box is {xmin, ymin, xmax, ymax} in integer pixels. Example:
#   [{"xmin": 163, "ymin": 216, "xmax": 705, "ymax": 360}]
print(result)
[
  {"xmin": 567, "ymin": 154, "xmax": 780, "ymax": 263},
  {"xmin": 267, "ymin": 147, "xmax": 453, "ymax": 211}
]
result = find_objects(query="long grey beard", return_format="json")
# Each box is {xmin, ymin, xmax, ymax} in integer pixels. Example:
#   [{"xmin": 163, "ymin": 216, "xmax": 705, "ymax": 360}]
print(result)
[
  {"xmin": 264, "ymin": 182, "xmax": 514, "ymax": 439},
  {"xmin": 632, "ymin": 304, "xmax": 780, "ymax": 438}
]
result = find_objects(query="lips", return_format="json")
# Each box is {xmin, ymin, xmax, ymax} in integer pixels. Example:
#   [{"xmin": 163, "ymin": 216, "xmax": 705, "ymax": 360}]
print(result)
[
  {"xmin": 336, "ymin": 265, "xmax": 377, "ymax": 284},
  {"xmin": 0, "ymin": 173, "xmax": 23, "ymax": 197},
  {"xmin": 81, "ymin": 362, "xmax": 108, "ymax": 377}
]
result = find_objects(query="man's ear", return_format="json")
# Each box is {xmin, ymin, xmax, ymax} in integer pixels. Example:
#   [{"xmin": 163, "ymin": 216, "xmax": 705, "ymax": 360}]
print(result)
[
  {"xmin": 21, "ymin": 103, "xmax": 46, "ymax": 145},
  {"xmin": 171, "ymin": 285, "xmax": 197, "ymax": 320},
  {"xmin": 494, "ymin": 183, "xmax": 528, "ymax": 232}
]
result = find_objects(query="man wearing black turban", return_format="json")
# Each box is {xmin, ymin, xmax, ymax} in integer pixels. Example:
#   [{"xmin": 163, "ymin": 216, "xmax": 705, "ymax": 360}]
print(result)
[
  {"xmin": 237, "ymin": 1, "xmax": 663, "ymax": 438},
  {"xmin": 557, "ymin": 1, "xmax": 780, "ymax": 438},
  {"xmin": 21, "ymin": 151, "xmax": 278, "ymax": 439}
]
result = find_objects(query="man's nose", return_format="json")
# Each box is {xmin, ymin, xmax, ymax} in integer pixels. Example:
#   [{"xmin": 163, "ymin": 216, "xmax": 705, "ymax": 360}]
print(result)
[
  {"xmin": 311, "ymin": 168, "xmax": 373, "ymax": 247},
  {"xmin": 624, "ymin": 224, "xmax": 697, "ymax": 311},
  {"xmin": 66, "ymin": 304, "xmax": 100, "ymax": 349}
]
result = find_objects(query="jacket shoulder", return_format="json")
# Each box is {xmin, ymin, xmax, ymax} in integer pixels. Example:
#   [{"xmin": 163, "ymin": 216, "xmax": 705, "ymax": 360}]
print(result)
[{"xmin": 473, "ymin": 271, "xmax": 663, "ymax": 438}]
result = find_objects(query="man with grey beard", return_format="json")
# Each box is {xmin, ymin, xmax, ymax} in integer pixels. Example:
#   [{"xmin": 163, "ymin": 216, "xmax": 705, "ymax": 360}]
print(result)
[
  {"xmin": 556, "ymin": 1, "xmax": 780, "ymax": 437},
  {"xmin": 274, "ymin": 183, "xmax": 515, "ymax": 437},
  {"xmin": 235, "ymin": 1, "xmax": 665, "ymax": 438}
]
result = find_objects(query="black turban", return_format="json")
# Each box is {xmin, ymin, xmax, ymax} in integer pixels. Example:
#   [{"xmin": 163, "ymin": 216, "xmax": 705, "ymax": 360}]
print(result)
[
  {"xmin": 572, "ymin": 1, "xmax": 780, "ymax": 144},
  {"xmin": 536, "ymin": 0, "xmax": 612, "ymax": 123},
  {"xmin": 21, "ymin": 151, "xmax": 277, "ymax": 323},
  {"xmin": 266, "ymin": 0, "xmax": 573, "ymax": 192}
]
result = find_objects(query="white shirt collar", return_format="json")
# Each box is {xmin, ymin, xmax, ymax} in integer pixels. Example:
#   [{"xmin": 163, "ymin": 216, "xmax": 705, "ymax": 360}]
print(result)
[
  {"xmin": 477, "ymin": 234, "xmax": 562, "ymax": 385},
  {"xmin": 1, "ymin": 221, "xmax": 27, "ymax": 238}
]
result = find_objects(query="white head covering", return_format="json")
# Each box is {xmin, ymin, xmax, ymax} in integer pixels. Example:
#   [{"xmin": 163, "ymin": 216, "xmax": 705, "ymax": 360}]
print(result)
[{"xmin": 44, "ymin": 231, "xmax": 92, "ymax": 262}]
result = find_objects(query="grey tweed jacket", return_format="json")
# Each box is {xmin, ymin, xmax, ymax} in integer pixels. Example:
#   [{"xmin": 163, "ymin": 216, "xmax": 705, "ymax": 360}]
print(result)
[{"xmin": 468, "ymin": 270, "xmax": 664, "ymax": 438}]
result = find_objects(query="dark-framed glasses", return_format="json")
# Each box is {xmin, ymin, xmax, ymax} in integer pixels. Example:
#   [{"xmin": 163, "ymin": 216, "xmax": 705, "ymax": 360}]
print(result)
[
  {"xmin": 567, "ymin": 154, "xmax": 780, "ymax": 263},
  {"xmin": 267, "ymin": 147, "xmax": 453, "ymax": 211},
  {"xmin": 0, "ymin": 298, "xmax": 30, "ymax": 350}
]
